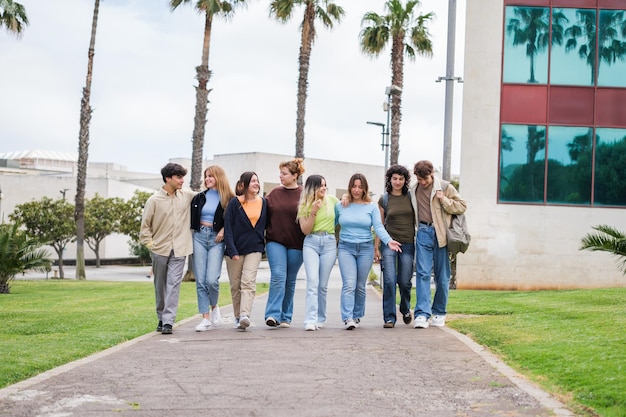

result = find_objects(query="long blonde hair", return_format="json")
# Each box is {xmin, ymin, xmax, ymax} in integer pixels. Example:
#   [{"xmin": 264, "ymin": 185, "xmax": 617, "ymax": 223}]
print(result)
[
  {"xmin": 204, "ymin": 165, "xmax": 235, "ymax": 209},
  {"xmin": 297, "ymin": 174, "xmax": 325, "ymax": 220}
]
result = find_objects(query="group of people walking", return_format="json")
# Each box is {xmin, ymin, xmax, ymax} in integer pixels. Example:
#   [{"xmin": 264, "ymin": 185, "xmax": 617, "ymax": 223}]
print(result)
[{"xmin": 139, "ymin": 158, "xmax": 466, "ymax": 334}]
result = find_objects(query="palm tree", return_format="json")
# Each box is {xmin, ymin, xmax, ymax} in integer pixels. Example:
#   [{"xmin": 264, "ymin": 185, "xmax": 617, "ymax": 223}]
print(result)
[
  {"xmin": 270, "ymin": 0, "xmax": 345, "ymax": 162},
  {"xmin": 506, "ymin": 7, "xmax": 551, "ymax": 83},
  {"xmin": 580, "ymin": 225, "xmax": 626, "ymax": 275},
  {"xmin": 360, "ymin": 0, "xmax": 433, "ymax": 166},
  {"xmin": 75, "ymin": 0, "xmax": 100, "ymax": 280},
  {"xmin": 0, "ymin": 0, "xmax": 28, "ymax": 37},
  {"xmin": 565, "ymin": 9, "xmax": 626, "ymax": 85},
  {"xmin": 0, "ymin": 223, "xmax": 51, "ymax": 294},
  {"xmin": 170, "ymin": 0, "xmax": 245, "ymax": 191}
]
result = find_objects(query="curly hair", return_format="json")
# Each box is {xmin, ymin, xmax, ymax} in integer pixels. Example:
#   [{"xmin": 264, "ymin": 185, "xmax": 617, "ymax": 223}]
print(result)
[{"xmin": 384, "ymin": 164, "xmax": 411, "ymax": 194}]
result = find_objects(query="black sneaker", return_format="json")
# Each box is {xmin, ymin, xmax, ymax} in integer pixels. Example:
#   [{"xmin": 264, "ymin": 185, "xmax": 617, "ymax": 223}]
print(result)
[
  {"xmin": 403, "ymin": 312, "xmax": 412, "ymax": 325},
  {"xmin": 156, "ymin": 321, "xmax": 163, "ymax": 332},
  {"xmin": 161, "ymin": 324, "xmax": 173, "ymax": 334}
]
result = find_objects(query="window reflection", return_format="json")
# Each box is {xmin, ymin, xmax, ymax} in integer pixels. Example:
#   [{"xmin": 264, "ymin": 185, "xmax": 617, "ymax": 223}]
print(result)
[
  {"xmin": 546, "ymin": 126, "xmax": 592, "ymax": 204},
  {"xmin": 594, "ymin": 128, "xmax": 626, "ymax": 206},
  {"xmin": 551, "ymin": 8, "xmax": 596, "ymax": 86},
  {"xmin": 503, "ymin": 6, "xmax": 550, "ymax": 84},
  {"xmin": 499, "ymin": 124, "xmax": 546, "ymax": 203},
  {"xmin": 597, "ymin": 10, "xmax": 626, "ymax": 87}
]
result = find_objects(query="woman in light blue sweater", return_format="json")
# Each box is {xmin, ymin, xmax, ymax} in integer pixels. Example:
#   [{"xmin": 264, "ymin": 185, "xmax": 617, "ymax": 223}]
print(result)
[{"xmin": 336, "ymin": 173, "xmax": 401, "ymax": 330}]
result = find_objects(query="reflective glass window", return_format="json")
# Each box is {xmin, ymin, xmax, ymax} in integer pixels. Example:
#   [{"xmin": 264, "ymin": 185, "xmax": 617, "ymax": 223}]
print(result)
[
  {"xmin": 499, "ymin": 124, "xmax": 546, "ymax": 203},
  {"xmin": 597, "ymin": 9, "xmax": 626, "ymax": 87},
  {"xmin": 503, "ymin": 6, "xmax": 550, "ymax": 84},
  {"xmin": 593, "ymin": 128, "xmax": 626, "ymax": 206},
  {"xmin": 546, "ymin": 126, "xmax": 593, "ymax": 204},
  {"xmin": 550, "ymin": 8, "xmax": 596, "ymax": 86}
]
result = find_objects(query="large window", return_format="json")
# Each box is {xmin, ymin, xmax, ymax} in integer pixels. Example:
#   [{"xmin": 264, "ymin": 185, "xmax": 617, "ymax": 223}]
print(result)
[{"xmin": 499, "ymin": 3, "xmax": 626, "ymax": 207}]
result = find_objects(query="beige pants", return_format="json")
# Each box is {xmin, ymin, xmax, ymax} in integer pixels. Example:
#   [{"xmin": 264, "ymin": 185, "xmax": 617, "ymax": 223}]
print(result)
[{"xmin": 225, "ymin": 252, "xmax": 262, "ymax": 318}]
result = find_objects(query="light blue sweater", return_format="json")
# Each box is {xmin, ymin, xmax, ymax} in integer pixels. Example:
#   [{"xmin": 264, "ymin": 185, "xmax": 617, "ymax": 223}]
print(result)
[{"xmin": 335, "ymin": 202, "xmax": 392, "ymax": 245}]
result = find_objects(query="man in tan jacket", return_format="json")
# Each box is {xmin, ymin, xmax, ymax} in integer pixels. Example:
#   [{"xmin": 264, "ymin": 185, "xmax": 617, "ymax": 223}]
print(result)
[
  {"xmin": 408, "ymin": 160, "xmax": 467, "ymax": 329},
  {"xmin": 140, "ymin": 163, "xmax": 195, "ymax": 334}
]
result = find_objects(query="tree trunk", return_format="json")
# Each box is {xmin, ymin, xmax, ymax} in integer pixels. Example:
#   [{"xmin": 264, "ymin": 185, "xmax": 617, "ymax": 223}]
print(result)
[
  {"xmin": 294, "ymin": 2, "xmax": 316, "ymax": 165},
  {"xmin": 75, "ymin": 0, "xmax": 100, "ymax": 281},
  {"xmin": 190, "ymin": 12, "xmax": 213, "ymax": 192},
  {"xmin": 55, "ymin": 246, "xmax": 65, "ymax": 279},
  {"xmin": 389, "ymin": 34, "xmax": 404, "ymax": 166}
]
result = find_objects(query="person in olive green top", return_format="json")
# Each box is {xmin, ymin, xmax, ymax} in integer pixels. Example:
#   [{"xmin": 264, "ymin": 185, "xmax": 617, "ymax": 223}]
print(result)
[
  {"xmin": 297, "ymin": 175, "xmax": 338, "ymax": 331},
  {"xmin": 375, "ymin": 165, "xmax": 416, "ymax": 328}
]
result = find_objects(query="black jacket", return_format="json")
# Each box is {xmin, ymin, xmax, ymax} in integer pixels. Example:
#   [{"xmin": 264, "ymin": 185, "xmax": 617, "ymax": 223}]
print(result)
[{"xmin": 190, "ymin": 191, "xmax": 225, "ymax": 232}]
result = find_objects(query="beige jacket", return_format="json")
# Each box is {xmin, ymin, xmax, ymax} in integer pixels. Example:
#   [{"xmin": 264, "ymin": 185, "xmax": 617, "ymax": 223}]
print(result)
[
  {"xmin": 139, "ymin": 188, "xmax": 196, "ymax": 257},
  {"xmin": 409, "ymin": 177, "xmax": 467, "ymax": 248}
]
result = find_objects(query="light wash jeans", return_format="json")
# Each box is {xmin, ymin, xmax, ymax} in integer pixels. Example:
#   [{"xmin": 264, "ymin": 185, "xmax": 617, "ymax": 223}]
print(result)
[
  {"xmin": 338, "ymin": 240, "xmax": 374, "ymax": 322},
  {"xmin": 302, "ymin": 233, "xmax": 336, "ymax": 326},
  {"xmin": 192, "ymin": 226, "xmax": 225, "ymax": 314},
  {"xmin": 415, "ymin": 223, "xmax": 450, "ymax": 318},
  {"xmin": 264, "ymin": 241, "xmax": 303, "ymax": 324},
  {"xmin": 381, "ymin": 242, "xmax": 415, "ymax": 324}
]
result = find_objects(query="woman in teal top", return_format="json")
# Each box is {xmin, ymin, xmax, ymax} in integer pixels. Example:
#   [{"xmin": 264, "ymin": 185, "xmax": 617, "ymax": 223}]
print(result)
[
  {"xmin": 297, "ymin": 175, "xmax": 339, "ymax": 331},
  {"xmin": 336, "ymin": 173, "xmax": 401, "ymax": 330}
]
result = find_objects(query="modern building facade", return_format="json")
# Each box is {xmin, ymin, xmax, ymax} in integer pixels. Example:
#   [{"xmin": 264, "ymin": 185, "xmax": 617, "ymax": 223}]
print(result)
[{"xmin": 459, "ymin": 0, "xmax": 626, "ymax": 289}]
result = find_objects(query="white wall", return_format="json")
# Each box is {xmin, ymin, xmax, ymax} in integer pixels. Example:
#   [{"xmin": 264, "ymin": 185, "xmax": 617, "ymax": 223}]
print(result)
[{"xmin": 458, "ymin": 0, "xmax": 626, "ymax": 289}]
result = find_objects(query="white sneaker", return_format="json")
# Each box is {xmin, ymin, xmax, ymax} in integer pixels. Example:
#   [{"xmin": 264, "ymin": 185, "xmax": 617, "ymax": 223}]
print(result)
[
  {"xmin": 354, "ymin": 318, "xmax": 361, "ymax": 328},
  {"xmin": 239, "ymin": 315, "xmax": 250, "ymax": 329},
  {"xmin": 414, "ymin": 315, "xmax": 429, "ymax": 329},
  {"xmin": 278, "ymin": 322, "xmax": 291, "ymax": 328},
  {"xmin": 234, "ymin": 318, "xmax": 241, "ymax": 329},
  {"xmin": 431, "ymin": 315, "xmax": 446, "ymax": 327},
  {"xmin": 194, "ymin": 318, "xmax": 212, "ymax": 332},
  {"xmin": 344, "ymin": 319, "xmax": 356, "ymax": 330},
  {"xmin": 210, "ymin": 306, "xmax": 222, "ymax": 326},
  {"xmin": 316, "ymin": 322, "xmax": 325, "ymax": 329},
  {"xmin": 304, "ymin": 323, "xmax": 317, "ymax": 331}
]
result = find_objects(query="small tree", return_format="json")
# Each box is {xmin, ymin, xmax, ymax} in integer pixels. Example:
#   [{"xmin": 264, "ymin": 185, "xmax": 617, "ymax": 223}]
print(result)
[
  {"xmin": 10, "ymin": 197, "xmax": 75, "ymax": 279},
  {"xmin": 120, "ymin": 190, "xmax": 152, "ymax": 263},
  {"xmin": 0, "ymin": 222, "xmax": 52, "ymax": 294},
  {"xmin": 85, "ymin": 194, "xmax": 125, "ymax": 268},
  {"xmin": 580, "ymin": 225, "xmax": 626, "ymax": 275}
]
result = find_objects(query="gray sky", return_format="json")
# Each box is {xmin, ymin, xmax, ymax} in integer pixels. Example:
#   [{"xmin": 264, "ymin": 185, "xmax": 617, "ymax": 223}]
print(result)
[{"xmin": 1, "ymin": 0, "xmax": 466, "ymax": 175}]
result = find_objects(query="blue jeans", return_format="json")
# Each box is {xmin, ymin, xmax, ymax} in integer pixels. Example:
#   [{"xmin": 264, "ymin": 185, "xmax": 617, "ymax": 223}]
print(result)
[
  {"xmin": 302, "ymin": 233, "xmax": 336, "ymax": 325},
  {"xmin": 381, "ymin": 242, "xmax": 415, "ymax": 323},
  {"xmin": 192, "ymin": 226, "xmax": 225, "ymax": 314},
  {"xmin": 338, "ymin": 240, "xmax": 374, "ymax": 322},
  {"xmin": 415, "ymin": 223, "xmax": 450, "ymax": 318},
  {"xmin": 264, "ymin": 241, "xmax": 303, "ymax": 324}
]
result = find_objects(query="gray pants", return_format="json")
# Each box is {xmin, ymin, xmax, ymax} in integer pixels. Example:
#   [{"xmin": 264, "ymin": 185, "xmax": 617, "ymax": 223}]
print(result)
[{"xmin": 152, "ymin": 250, "xmax": 186, "ymax": 326}]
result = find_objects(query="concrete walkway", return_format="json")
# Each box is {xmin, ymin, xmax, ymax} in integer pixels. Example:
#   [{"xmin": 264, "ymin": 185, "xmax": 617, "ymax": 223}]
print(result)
[{"xmin": 4, "ymin": 263, "xmax": 573, "ymax": 416}]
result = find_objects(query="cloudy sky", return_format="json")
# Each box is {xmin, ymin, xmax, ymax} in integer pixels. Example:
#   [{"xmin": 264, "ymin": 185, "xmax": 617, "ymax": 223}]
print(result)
[{"xmin": 1, "ymin": 0, "xmax": 466, "ymax": 175}]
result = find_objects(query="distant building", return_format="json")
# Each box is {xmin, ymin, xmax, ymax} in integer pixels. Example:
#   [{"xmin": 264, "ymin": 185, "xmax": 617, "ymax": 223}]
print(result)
[
  {"xmin": 459, "ymin": 1, "xmax": 626, "ymax": 289},
  {"xmin": 0, "ymin": 150, "xmax": 385, "ymax": 264}
]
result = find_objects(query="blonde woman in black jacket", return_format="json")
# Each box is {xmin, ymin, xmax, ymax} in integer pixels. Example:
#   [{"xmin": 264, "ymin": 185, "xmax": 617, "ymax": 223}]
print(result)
[{"xmin": 190, "ymin": 165, "xmax": 234, "ymax": 331}]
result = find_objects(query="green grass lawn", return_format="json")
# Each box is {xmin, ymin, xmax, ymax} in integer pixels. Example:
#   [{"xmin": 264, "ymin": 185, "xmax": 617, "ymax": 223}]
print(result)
[
  {"xmin": 0, "ymin": 280, "xmax": 268, "ymax": 390},
  {"xmin": 445, "ymin": 288, "xmax": 626, "ymax": 417}
]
